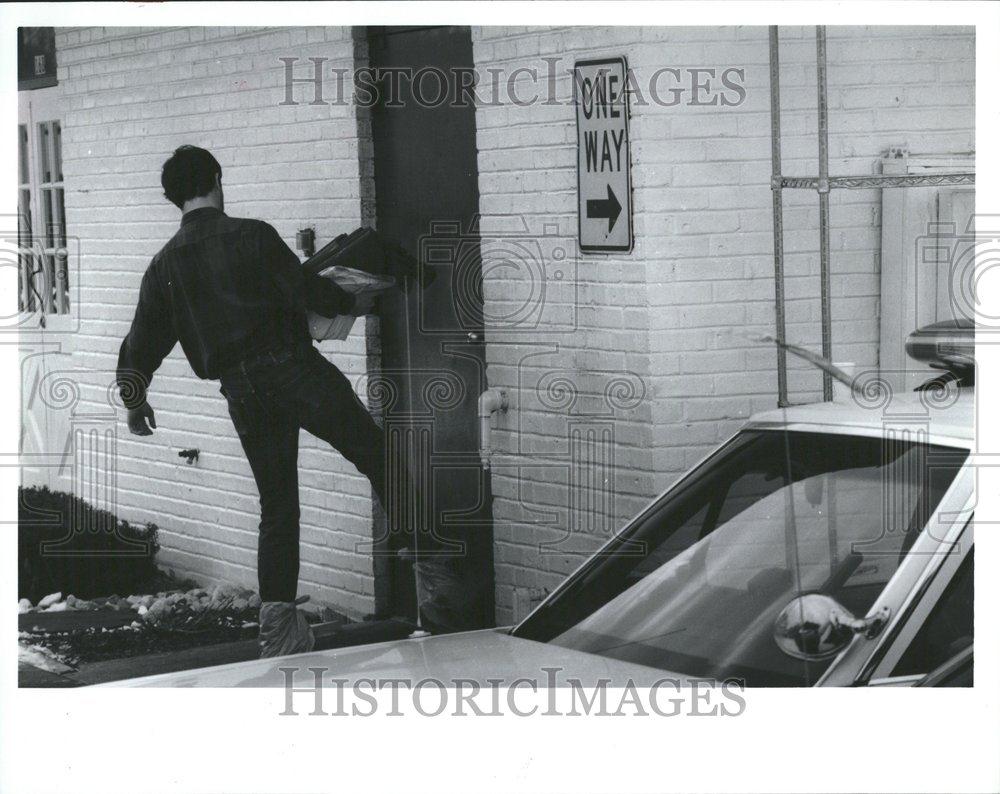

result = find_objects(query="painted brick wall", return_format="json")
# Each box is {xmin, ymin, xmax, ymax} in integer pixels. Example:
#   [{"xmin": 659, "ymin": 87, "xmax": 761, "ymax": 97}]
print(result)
[
  {"xmin": 48, "ymin": 24, "xmax": 975, "ymax": 627},
  {"xmin": 55, "ymin": 26, "xmax": 377, "ymax": 617},
  {"xmin": 471, "ymin": 25, "xmax": 974, "ymax": 624}
]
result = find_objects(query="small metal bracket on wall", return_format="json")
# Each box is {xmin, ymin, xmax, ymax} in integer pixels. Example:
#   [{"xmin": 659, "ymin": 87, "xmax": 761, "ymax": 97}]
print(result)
[{"xmin": 767, "ymin": 26, "xmax": 975, "ymax": 407}]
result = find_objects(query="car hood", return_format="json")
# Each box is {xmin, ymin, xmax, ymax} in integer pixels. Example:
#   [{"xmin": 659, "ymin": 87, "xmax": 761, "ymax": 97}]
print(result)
[{"xmin": 105, "ymin": 628, "xmax": 685, "ymax": 688}]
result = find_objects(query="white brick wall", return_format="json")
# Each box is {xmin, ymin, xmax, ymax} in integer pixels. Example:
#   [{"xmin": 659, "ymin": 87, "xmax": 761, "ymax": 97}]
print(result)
[
  {"xmin": 55, "ymin": 26, "xmax": 377, "ymax": 617},
  {"xmin": 472, "ymin": 25, "xmax": 974, "ymax": 623},
  {"xmin": 48, "ymin": 24, "xmax": 974, "ymax": 627}
]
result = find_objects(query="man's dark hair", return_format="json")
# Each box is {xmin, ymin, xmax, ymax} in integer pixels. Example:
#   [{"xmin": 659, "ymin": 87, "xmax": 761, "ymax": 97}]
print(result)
[{"xmin": 161, "ymin": 145, "xmax": 222, "ymax": 209}]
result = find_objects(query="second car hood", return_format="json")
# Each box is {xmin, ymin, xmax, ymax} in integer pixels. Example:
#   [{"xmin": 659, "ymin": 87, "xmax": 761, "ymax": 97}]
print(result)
[{"xmin": 108, "ymin": 628, "xmax": 684, "ymax": 688}]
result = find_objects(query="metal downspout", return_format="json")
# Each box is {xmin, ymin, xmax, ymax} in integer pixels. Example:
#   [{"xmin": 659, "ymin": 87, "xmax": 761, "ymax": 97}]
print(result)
[
  {"xmin": 816, "ymin": 26, "xmax": 834, "ymax": 402},
  {"xmin": 768, "ymin": 26, "xmax": 789, "ymax": 407}
]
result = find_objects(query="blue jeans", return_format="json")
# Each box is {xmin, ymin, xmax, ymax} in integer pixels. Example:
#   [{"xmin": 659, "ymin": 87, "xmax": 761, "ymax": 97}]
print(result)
[{"xmin": 219, "ymin": 345, "xmax": 394, "ymax": 603}]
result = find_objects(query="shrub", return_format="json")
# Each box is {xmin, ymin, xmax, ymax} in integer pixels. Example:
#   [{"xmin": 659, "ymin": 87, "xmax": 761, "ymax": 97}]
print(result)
[{"xmin": 18, "ymin": 486, "xmax": 160, "ymax": 603}]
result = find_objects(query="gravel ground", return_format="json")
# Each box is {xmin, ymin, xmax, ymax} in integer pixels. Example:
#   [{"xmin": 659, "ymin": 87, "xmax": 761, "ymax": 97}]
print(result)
[{"xmin": 18, "ymin": 583, "xmax": 272, "ymax": 666}]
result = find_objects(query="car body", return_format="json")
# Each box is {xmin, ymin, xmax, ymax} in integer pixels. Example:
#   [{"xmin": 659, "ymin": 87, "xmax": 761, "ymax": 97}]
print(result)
[
  {"xmin": 112, "ymin": 315, "xmax": 978, "ymax": 690},
  {"xmin": 109, "ymin": 377, "xmax": 974, "ymax": 689}
]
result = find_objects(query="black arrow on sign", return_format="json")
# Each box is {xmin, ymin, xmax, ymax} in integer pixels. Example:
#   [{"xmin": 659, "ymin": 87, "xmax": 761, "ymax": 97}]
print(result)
[{"xmin": 586, "ymin": 184, "xmax": 623, "ymax": 234}]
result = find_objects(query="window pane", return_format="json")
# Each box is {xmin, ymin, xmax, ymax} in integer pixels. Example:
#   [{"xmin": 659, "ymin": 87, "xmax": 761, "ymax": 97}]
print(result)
[
  {"xmin": 19, "ymin": 124, "xmax": 29, "ymax": 185},
  {"xmin": 57, "ymin": 188, "xmax": 67, "ymax": 247},
  {"xmin": 56, "ymin": 249, "xmax": 70, "ymax": 313},
  {"xmin": 41, "ymin": 254, "xmax": 55, "ymax": 313},
  {"xmin": 17, "ymin": 188, "xmax": 33, "ymax": 313},
  {"xmin": 18, "ymin": 188, "xmax": 32, "ymax": 239},
  {"xmin": 38, "ymin": 122, "xmax": 52, "ymax": 184},
  {"xmin": 53, "ymin": 121, "xmax": 63, "ymax": 182},
  {"xmin": 892, "ymin": 549, "xmax": 973, "ymax": 678},
  {"xmin": 41, "ymin": 188, "xmax": 54, "ymax": 248},
  {"xmin": 18, "ymin": 252, "xmax": 32, "ymax": 313}
]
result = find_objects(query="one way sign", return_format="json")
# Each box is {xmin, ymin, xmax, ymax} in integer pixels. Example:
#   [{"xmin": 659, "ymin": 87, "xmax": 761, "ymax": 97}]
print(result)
[{"xmin": 574, "ymin": 56, "xmax": 632, "ymax": 253}]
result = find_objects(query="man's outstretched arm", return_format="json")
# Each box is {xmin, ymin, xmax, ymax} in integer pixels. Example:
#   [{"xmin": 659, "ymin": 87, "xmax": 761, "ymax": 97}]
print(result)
[{"xmin": 117, "ymin": 264, "xmax": 177, "ymax": 435}]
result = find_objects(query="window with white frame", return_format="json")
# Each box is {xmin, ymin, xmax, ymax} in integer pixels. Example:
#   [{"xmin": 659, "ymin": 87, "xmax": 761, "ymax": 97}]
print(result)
[{"xmin": 18, "ymin": 115, "xmax": 69, "ymax": 316}]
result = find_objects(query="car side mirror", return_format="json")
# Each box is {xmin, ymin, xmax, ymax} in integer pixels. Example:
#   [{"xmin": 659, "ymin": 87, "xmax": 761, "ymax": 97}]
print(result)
[{"xmin": 773, "ymin": 593, "xmax": 891, "ymax": 662}]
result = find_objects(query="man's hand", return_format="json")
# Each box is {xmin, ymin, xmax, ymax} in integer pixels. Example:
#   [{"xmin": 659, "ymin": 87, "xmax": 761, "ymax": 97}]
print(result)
[{"xmin": 127, "ymin": 403, "xmax": 157, "ymax": 436}]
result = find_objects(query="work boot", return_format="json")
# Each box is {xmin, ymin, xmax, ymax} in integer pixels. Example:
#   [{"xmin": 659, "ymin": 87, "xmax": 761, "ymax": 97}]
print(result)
[{"xmin": 258, "ymin": 597, "xmax": 316, "ymax": 658}]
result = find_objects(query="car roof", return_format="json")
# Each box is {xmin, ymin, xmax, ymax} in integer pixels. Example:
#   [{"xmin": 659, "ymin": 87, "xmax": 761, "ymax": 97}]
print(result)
[{"xmin": 744, "ymin": 386, "xmax": 974, "ymax": 448}]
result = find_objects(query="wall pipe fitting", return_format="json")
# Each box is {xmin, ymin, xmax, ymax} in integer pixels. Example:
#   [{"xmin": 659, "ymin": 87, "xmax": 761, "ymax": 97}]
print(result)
[{"xmin": 478, "ymin": 388, "xmax": 508, "ymax": 470}]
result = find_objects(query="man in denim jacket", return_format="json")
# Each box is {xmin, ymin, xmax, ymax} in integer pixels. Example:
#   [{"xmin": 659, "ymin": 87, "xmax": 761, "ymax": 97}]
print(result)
[{"xmin": 118, "ymin": 146, "xmax": 468, "ymax": 655}]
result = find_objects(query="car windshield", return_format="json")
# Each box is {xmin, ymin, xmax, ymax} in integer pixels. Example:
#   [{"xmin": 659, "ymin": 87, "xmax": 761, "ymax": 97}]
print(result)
[{"xmin": 514, "ymin": 430, "xmax": 967, "ymax": 686}]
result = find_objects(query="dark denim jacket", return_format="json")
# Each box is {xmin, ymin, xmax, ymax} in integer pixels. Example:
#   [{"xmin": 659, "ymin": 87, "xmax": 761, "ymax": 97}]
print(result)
[{"xmin": 116, "ymin": 207, "xmax": 354, "ymax": 409}]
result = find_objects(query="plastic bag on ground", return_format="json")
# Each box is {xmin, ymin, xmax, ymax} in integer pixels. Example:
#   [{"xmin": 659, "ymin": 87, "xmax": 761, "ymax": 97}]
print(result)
[
  {"xmin": 258, "ymin": 600, "xmax": 316, "ymax": 658},
  {"xmin": 414, "ymin": 558, "xmax": 479, "ymax": 635}
]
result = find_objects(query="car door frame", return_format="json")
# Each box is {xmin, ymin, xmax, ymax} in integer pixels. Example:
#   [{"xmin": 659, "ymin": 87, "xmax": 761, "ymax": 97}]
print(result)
[
  {"xmin": 863, "ymin": 518, "xmax": 973, "ymax": 686},
  {"xmin": 817, "ymin": 461, "xmax": 974, "ymax": 687}
]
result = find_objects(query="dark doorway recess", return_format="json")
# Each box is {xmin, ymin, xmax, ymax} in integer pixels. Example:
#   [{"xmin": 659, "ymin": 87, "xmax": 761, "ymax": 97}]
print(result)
[{"xmin": 368, "ymin": 25, "xmax": 495, "ymax": 627}]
